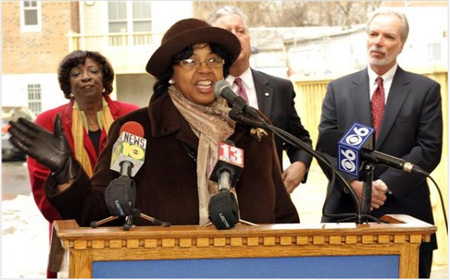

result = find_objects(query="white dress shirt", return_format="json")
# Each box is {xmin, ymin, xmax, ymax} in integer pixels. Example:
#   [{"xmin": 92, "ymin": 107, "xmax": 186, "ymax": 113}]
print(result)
[
  {"xmin": 368, "ymin": 64, "xmax": 397, "ymax": 103},
  {"xmin": 226, "ymin": 68, "xmax": 259, "ymax": 109}
]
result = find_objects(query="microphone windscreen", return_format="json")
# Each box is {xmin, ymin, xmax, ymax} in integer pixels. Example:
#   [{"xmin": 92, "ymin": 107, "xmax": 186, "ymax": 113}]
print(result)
[
  {"xmin": 316, "ymin": 130, "xmax": 345, "ymax": 157},
  {"xmin": 119, "ymin": 121, "xmax": 144, "ymax": 137},
  {"xmin": 214, "ymin": 80, "xmax": 231, "ymax": 98}
]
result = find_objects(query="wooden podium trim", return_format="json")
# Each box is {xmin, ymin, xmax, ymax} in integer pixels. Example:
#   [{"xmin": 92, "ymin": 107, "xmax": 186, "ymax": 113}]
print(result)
[
  {"xmin": 51, "ymin": 214, "xmax": 436, "ymax": 278},
  {"xmin": 54, "ymin": 215, "xmax": 433, "ymax": 250}
]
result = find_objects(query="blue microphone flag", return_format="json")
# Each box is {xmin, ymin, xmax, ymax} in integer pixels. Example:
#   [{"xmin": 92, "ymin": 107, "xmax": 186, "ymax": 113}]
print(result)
[{"xmin": 338, "ymin": 123, "xmax": 375, "ymax": 177}]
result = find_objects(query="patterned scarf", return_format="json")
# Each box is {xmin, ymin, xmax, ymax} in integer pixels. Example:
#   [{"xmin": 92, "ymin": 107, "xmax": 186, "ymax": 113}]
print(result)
[
  {"xmin": 168, "ymin": 85, "xmax": 235, "ymax": 225},
  {"xmin": 71, "ymin": 97, "xmax": 114, "ymax": 177}
]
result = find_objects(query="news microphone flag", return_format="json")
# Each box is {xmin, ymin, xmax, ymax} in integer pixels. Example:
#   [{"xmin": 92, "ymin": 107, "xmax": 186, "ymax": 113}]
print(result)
[
  {"xmin": 111, "ymin": 124, "xmax": 147, "ymax": 177},
  {"xmin": 209, "ymin": 141, "xmax": 244, "ymax": 187},
  {"xmin": 338, "ymin": 123, "xmax": 374, "ymax": 177}
]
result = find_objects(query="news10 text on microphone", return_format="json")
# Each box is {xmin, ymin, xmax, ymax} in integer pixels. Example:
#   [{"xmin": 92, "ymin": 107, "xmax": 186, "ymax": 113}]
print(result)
[{"xmin": 110, "ymin": 131, "xmax": 147, "ymax": 177}]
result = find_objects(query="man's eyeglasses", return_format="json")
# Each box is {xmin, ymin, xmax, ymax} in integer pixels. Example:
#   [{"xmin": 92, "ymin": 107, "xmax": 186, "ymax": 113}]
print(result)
[{"xmin": 175, "ymin": 58, "xmax": 225, "ymax": 70}]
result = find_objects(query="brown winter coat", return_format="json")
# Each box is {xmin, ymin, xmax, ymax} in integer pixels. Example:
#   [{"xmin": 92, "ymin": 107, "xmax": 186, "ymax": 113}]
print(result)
[{"xmin": 46, "ymin": 92, "xmax": 299, "ymax": 227}]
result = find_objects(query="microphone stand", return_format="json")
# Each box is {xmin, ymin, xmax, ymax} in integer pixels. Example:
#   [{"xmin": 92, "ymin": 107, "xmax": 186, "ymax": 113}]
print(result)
[
  {"xmin": 91, "ymin": 164, "xmax": 171, "ymax": 230},
  {"xmin": 91, "ymin": 208, "xmax": 170, "ymax": 230},
  {"xmin": 229, "ymin": 107, "xmax": 379, "ymax": 224},
  {"xmin": 361, "ymin": 162, "xmax": 375, "ymax": 221},
  {"xmin": 91, "ymin": 208, "xmax": 171, "ymax": 230}
]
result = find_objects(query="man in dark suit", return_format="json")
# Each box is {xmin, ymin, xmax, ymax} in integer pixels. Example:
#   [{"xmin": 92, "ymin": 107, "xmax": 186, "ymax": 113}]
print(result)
[
  {"xmin": 208, "ymin": 6, "xmax": 313, "ymax": 194},
  {"xmin": 318, "ymin": 9, "xmax": 442, "ymax": 278}
]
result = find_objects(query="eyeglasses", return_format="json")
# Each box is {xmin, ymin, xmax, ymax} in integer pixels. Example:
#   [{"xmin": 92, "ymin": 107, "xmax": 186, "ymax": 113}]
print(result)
[{"xmin": 175, "ymin": 58, "xmax": 225, "ymax": 70}]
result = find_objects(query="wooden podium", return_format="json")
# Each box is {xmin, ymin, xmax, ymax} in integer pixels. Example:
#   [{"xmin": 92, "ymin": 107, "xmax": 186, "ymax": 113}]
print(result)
[{"xmin": 49, "ymin": 214, "xmax": 435, "ymax": 278}]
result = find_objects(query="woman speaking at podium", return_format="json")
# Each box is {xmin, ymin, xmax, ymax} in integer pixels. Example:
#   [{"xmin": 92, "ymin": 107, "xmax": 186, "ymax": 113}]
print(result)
[{"xmin": 8, "ymin": 18, "xmax": 299, "ymax": 228}]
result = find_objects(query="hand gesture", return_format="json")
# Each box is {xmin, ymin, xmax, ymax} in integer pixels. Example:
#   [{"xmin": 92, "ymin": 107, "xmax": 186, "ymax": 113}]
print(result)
[{"xmin": 8, "ymin": 114, "xmax": 78, "ymax": 183}]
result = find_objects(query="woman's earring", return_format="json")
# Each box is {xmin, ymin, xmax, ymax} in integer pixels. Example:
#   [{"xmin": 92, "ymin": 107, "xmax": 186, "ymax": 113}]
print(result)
[
  {"xmin": 69, "ymin": 93, "xmax": 74, "ymax": 98},
  {"xmin": 168, "ymin": 79, "xmax": 175, "ymax": 85}
]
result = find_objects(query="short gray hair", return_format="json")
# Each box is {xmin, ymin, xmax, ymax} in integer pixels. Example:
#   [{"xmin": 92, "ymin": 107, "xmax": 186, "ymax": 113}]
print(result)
[
  {"xmin": 207, "ymin": 5, "xmax": 249, "ymax": 28},
  {"xmin": 367, "ymin": 9, "xmax": 409, "ymax": 44}
]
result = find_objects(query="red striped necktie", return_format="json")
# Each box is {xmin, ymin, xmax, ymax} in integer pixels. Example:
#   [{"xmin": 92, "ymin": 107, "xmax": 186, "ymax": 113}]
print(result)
[
  {"xmin": 234, "ymin": 77, "xmax": 248, "ymax": 103},
  {"xmin": 371, "ymin": 77, "xmax": 385, "ymax": 139}
]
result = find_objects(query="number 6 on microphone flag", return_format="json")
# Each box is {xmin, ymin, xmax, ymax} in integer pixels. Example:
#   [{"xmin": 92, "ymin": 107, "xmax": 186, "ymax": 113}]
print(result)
[{"xmin": 338, "ymin": 123, "xmax": 374, "ymax": 177}]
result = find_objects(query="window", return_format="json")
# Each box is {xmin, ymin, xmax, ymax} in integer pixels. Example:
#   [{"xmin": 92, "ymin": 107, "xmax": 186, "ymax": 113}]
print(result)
[
  {"xmin": 27, "ymin": 84, "xmax": 42, "ymax": 115},
  {"xmin": 20, "ymin": 1, "xmax": 42, "ymax": 33},
  {"xmin": 132, "ymin": 2, "xmax": 152, "ymax": 32},
  {"xmin": 427, "ymin": 43, "xmax": 442, "ymax": 62},
  {"xmin": 108, "ymin": 1, "xmax": 152, "ymax": 46},
  {"xmin": 108, "ymin": 1, "xmax": 128, "ymax": 33}
]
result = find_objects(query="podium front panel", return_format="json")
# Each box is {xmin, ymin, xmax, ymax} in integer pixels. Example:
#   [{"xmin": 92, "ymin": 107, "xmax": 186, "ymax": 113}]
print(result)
[{"xmin": 92, "ymin": 255, "xmax": 399, "ymax": 278}]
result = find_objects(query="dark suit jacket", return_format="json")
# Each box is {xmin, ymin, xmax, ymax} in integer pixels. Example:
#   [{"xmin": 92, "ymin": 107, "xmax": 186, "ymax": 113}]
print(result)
[
  {"xmin": 251, "ymin": 69, "xmax": 313, "ymax": 172},
  {"xmin": 318, "ymin": 66, "xmax": 442, "ymax": 252}
]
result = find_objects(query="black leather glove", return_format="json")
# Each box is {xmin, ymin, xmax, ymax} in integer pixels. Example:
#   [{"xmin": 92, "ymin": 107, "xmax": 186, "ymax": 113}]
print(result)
[{"xmin": 8, "ymin": 114, "xmax": 79, "ymax": 184}]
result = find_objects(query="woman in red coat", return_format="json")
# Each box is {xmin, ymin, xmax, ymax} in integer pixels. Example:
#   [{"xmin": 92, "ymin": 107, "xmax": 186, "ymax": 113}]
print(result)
[{"xmin": 26, "ymin": 50, "xmax": 139, "ymax": 277}]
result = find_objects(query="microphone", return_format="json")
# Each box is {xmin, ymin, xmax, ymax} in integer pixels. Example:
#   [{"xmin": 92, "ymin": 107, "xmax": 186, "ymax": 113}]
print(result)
[
  {"xmin": 105, "ymin": 122, "xmax": 147, "ymax": 218},
  {"xmin": 361, "ymin": 150, "xmax": 429, "ymax": 176},
  {"xmin": 209, "ymin": 140, "xmax": 244, "ymax": 188},
  {"xmin": 214, "ymin": 80, "xmax": 261, "ymax": 120},
  {"xmin": 208, "ymin": 141, "xmax": 244, "ymax": 229},
  {"xmin": 92, "ymin": 121, "xmax": 170, "ymax": 229},
  {"xmin": 320, "ymin": 124, "xmax": 429, "ymax": 176},
  {"xmin": 337, "ymin": 123, "xmax": 375, "ymax": 177},
  {"xmin": 110, "ymin": 121, "xmax": 146, "ymax": 177}
]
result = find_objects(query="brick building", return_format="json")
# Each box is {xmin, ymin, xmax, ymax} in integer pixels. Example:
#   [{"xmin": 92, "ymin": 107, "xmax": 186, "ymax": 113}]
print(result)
[
  {"xmin": 2, "ymin": 1, "xmax": 193, "ymax": 113},
  {"xmin": 2, "ymin": 1, "xmax": 79, "ymax": 113}
]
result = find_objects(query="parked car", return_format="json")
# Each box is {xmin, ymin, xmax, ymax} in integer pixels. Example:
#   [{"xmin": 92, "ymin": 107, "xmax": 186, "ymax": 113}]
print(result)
[{"xmin": 2, "ymin": 106, "xmax": 37, "ymax": 161}]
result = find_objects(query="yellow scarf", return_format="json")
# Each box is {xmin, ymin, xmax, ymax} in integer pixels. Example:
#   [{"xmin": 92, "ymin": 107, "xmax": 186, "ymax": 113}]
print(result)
[
  {"xmin": 168, "ymin": 86, "xmax": 235, "ymax": 226},
  {"xmin": 71, "ymin": 97, "xmax": 114, "ymax": 177}
]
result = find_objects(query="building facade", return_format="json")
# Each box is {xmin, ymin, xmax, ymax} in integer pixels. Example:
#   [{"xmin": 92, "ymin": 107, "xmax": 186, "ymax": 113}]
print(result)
[
  {"xmin": 2, "ymin": 1, "xmax": 79, "ymax": 113},
  {"xmin": 2, "ymin": 1, "xmax": 194, "ymax": 113}
]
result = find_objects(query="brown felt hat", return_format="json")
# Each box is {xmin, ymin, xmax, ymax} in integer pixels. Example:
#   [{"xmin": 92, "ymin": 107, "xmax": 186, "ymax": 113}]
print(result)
[{"xmin": 146, "ymin": 18, "xmax": 241, "ymax": 79}]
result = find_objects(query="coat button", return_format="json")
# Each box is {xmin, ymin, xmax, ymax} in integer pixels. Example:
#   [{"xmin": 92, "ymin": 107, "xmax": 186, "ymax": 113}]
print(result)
[{"xmin": 264, "ymin": 92, "xmax": 270, "ymax": 96}]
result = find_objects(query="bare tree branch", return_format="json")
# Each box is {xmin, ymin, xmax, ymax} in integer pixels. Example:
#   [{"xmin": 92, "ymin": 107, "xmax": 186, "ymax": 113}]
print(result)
[{"xmin": 194, "ymin": 1, "xmax": 383, "ymax": 27}]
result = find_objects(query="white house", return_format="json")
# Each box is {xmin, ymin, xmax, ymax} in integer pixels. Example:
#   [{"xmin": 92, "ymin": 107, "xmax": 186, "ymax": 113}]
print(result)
[{"xmin": 284, "ymin": 6, "xmax": 448, "ymax": 80}]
